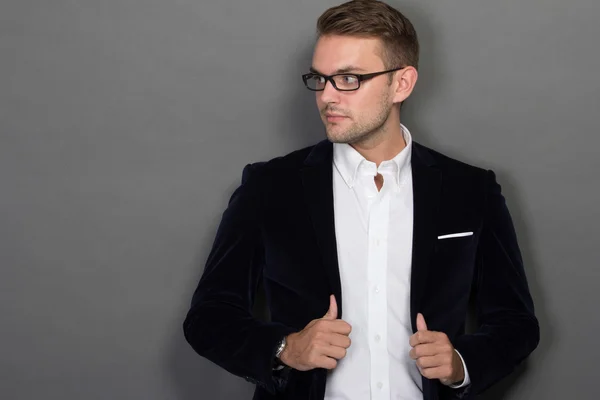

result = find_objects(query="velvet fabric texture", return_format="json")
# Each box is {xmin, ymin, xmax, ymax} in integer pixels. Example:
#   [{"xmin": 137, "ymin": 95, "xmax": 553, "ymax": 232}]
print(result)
[{"xmin": 183, "ymin": 140, "xmax": 539, "ymax": 400}]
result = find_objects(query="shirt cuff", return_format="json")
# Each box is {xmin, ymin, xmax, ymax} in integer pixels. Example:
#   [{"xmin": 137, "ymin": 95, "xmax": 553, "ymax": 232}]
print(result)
[{"xmin": 448, "ymin": 349, "xmax": 471, "ymax": 388}]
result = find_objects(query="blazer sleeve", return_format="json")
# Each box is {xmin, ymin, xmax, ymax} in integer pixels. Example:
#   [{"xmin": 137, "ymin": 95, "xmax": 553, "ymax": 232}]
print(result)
[
  {"xmin": 453, "ymin": 170, "xmax": 540, "ymax": 395},
  {"xmin": 182, "ymin": 163, "xmax": 296, "ymax": 394}
]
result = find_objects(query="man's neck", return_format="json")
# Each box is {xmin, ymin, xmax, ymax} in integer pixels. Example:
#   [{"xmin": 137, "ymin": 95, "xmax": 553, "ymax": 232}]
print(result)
[{"xmin": 350, "ymin": 120, "xmax": 407, "ymax": 167}]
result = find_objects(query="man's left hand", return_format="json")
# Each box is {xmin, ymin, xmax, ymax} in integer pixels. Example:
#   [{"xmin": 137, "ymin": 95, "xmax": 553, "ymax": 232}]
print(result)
[{"xmin": 409, "ymin": 313, "xmax": 464, "ymax": 386}]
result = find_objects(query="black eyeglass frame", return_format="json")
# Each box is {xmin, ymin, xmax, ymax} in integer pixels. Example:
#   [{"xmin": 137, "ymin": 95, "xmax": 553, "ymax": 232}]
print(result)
[{"xmin": 301, "ymin": 66, "xmax": 406, "ymax": 92}]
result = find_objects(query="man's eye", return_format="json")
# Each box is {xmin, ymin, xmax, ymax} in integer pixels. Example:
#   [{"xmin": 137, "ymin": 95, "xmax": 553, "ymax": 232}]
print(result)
[
  {"xmin": 312, "ymin": 75, "xmax": 325, "ymax": 83},
  {"xmin": 342, "ymin": 75, "xmax": 357, "ymax": 84}
]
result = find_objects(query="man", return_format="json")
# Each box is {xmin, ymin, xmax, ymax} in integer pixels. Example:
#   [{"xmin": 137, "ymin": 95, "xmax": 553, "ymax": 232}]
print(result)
[{"xmin": 183, "ymin": 1, "xmax": 539, "ymax": 399}]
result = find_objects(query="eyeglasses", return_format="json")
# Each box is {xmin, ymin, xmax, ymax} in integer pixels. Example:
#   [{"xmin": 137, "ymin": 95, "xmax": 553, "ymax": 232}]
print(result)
[{"xmin": 302, "ymin": 66, "xmax": 406, "ymax": 91}]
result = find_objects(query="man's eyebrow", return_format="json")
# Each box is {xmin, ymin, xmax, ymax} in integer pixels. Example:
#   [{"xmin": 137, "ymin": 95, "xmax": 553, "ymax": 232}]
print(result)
[
  {"xmin": 335, "ymin": 66, "xmax": 366, "ymax": 74},
  {"xmin": 309, "ymin": 66, "xmax": 366, "ymax": 75}
]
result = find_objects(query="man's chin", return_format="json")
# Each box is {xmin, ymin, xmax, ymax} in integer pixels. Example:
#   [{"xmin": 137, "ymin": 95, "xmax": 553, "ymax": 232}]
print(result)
[
  {"xmin": 326, "ymin": 133, "xmax": 354, "ymax": 144},
  {"xmin": 325, "ymin": 130, "xmax": 347, "ymax": 143},
  {"xmin": 327, "ymin": 129, "xmax": 374, "ymax": 145},
  {"xmin": 324, "ymin": 123, "xmax": 344, "ymax": 140}
]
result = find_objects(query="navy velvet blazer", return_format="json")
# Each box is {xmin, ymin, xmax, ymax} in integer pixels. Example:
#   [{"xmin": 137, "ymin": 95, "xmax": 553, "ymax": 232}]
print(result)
[{"xmin": 183, "ymin": 140, "xmax": 539, "ymax": 400}]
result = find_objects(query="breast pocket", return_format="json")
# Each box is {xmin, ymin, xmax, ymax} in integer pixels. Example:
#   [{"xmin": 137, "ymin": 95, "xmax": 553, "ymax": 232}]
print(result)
[
  {"xmin": 428, "ymin": 231, "xmax": 478, "ymax": 304},
  {"xmin": 435, "ymin": 231, "xmax": 475, "ymax": 252}
]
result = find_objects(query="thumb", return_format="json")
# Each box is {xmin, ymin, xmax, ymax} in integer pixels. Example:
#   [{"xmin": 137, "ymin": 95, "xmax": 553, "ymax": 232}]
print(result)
[
  {"xmin": 416, "ymin": 313, "xmax": 428, "ymax": 331},
  {"xmin": 323, "ymin": 294, "xmax": 338, "ymax": 320}
]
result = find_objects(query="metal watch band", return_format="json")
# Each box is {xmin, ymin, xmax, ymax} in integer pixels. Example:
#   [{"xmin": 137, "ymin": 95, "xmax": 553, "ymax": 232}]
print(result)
[{"xmin": 274, "ymin": 336, "xmax": 287, "ymax": 359}]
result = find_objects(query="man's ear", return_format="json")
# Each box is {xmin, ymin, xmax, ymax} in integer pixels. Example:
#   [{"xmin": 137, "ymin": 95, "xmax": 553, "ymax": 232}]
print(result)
[{"xmin": 392, "ymin": 66, "xmax": 418, "ymax": 105}]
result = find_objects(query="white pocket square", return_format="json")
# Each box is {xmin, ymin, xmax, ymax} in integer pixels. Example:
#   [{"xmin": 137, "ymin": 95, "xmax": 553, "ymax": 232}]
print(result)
[{"xmin": 437, "ymin": 232, "xmax": 473, "ymax": 240}]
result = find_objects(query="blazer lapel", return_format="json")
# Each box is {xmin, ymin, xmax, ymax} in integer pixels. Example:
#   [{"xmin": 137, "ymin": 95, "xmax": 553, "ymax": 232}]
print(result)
[
  {"xmin": 301, "ymin": 140, "xmax": 343, "ymax": 319},
  {"xmin": 410, "ymin": 143, "xmax": 442, "ymax": 333}
]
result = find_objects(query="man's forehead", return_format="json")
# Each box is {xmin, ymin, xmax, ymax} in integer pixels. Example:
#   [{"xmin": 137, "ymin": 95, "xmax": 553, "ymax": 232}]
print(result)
[{"xmin": 312, "ymin": 36, "xmax": 385, "ymax": 73}]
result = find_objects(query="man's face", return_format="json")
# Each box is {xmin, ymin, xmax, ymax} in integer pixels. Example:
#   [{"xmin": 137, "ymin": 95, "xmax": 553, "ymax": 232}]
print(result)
[{"xmin": 311, "ymin": 35, "xmax": 398, "ymax": 144}]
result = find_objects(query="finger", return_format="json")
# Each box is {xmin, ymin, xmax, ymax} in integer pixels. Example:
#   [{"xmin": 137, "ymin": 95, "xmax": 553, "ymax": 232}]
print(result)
[
  {"xmin": 331, "ymin": 320, "xmax": 352, "ymax": 335},
  {"xmin": 315, "ymin": 355, "xmax": 338, "ymax": 370},
  {"xmin": 321, "ymin": 344, "xmax": 348, "ymax": 360},
  {"xmin": 418, "ymin": 365, "xmax": 453, "ymax": 381},
  {"xmin": 415, "ymin": 354, "xmax": 451, "ymax": 370},
  {"xmin": 328, "ymin": 333, "xmax": 352, "ymax": 349},
  {"xmin": 416, "ymin": 313, "xmax": 428, "ymax": 331},
  {"xmin": 318, "ymin": 319, "xmax": 351, "ymax": 335},
  {"xmin": 409, "ymin": 343, "xmax": 440, "ymax": 359},
  {"xmin": 323, "ymin": 294, "xmax": 338, "ymax": 320},
  {"xmin": 412, "ymin": 342, "xmax": 453, "ymax": 359},
  {"xmin": 409, "ymin": 330, "xmax": 437, "ymax": 347}
]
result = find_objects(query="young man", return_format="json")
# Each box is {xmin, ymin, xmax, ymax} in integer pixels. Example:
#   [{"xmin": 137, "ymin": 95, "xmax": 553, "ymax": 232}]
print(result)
[{"xmin": 183, "ymin": 1, "xmax": 539, "ymax": 399}]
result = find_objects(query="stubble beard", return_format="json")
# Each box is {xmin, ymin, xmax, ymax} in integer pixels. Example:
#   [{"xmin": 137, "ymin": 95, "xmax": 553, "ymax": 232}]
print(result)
[{"xmin": 323, "ymin": 95, "xmax": 393, "ymax": 145}]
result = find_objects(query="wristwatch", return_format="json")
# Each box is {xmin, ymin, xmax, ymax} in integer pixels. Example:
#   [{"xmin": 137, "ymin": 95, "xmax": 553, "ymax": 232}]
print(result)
[{"xmin": 274, "ymin": 336, "xmax": 287, "ymax": 359}]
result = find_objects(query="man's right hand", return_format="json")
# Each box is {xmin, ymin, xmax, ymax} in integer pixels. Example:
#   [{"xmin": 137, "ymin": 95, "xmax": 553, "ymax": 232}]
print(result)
[{"xmin": 279, "ymin": 294, "xmax": 352, "ymax": 371}]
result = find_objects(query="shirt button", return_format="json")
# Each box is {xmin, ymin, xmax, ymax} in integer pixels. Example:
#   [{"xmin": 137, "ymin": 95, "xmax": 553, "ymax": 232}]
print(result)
[
  {"xmin": 374, "ymin": 285, "xmax": 380, "ymax": 293},
  {"xmin": 377, "ymin": 382, "xmax": 383, "ymax": 389},
  {"xmin": 374, "ymin": 334, "xmax": 381, "ymax": 342}
]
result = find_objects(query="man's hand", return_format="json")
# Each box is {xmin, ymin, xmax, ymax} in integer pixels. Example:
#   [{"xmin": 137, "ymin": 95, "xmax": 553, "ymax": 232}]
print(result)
[
  {"xmin": 279, "ymin": 294, "xmax": 351, "ymax": 371},
  {"xmin": 409, "ymin": 313, "xmax": 464, "ymax": 386}
]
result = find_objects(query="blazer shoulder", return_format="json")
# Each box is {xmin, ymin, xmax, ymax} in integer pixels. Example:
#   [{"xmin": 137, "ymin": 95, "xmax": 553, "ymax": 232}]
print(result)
[
  {"xmin": 245, "ymin": 141, "xmax": 325, "ymax": 176},
  {"xmin": 414, "ymin": 141, "xmax": 488, "ymax": 177}
]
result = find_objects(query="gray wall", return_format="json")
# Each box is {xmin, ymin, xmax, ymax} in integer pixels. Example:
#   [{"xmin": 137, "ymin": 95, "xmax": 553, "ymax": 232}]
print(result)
[{"xmin": 1, "ymin": 0, "xmax": 598, "ymax": 399}]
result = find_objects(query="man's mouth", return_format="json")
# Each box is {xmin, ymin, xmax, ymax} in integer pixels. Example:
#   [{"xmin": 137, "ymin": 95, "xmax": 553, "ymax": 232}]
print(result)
[{"xmin": 324, "ymin": 113, "xmax": 348, "ymax": 122}]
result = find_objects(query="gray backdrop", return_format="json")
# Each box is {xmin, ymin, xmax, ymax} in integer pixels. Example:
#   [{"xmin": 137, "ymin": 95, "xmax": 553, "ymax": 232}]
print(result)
[{"xmin": 1, "ymin": 0, "xmax": 598, "ymax": 399}]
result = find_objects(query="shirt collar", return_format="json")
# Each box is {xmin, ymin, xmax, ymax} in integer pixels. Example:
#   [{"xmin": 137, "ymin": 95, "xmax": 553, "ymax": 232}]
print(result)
[{"xmin": 333, "ymin": 123, "xmax": 413, "ymax": 189}]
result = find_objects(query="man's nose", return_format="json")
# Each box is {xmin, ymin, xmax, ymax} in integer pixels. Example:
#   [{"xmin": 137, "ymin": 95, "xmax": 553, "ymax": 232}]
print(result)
[{"xmin": 319, "ymin": 79, "xmax": 340, "ymax": 104}]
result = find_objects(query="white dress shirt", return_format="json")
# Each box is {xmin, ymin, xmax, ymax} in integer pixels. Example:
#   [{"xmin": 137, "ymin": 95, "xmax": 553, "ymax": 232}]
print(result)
[{"xmin": 323, "ymin": 124, "xmax": 470, "ymax": 400}]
